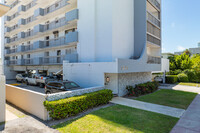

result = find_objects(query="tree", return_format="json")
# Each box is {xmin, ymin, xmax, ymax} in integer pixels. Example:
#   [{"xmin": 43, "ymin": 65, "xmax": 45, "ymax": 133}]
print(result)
[
  {"xmin": 183, "ymin": 49, "xmax": 191, "ymax": 56},
  {"xmin": 169, "ymin": 53, "xmax": 193, "ymax": 71},
  {"xmin": 191, "ymin": 54, "xmax": 200, "ymax": 71}
]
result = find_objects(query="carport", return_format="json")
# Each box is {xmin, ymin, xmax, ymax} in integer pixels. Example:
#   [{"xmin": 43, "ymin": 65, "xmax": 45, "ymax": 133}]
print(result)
[{"xmin": 0, "ymin": 3, "xmax": 10, "ymax": 123}]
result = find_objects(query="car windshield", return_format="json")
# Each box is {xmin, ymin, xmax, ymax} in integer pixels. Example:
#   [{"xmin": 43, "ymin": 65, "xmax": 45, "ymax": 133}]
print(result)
[{"xmin": 64, "ymin": 82, "xmax": 79, "ymax": 89}]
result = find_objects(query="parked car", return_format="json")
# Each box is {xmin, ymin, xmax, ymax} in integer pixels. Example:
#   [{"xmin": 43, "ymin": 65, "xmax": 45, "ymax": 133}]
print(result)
[
  {"xmin": 25, "ymin": 74, "xmax": 60, "ymax": 88},
  {"xmin": 16, "ymin": 74, "xmax": 27, "ymax": 82},
  {"xmin": 45, "ymin": 81, "xmax": 81, "ymax": 94}
]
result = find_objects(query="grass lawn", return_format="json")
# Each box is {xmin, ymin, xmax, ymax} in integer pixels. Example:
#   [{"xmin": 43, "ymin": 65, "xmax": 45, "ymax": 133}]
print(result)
[
  {"xmin": 53, "ymin": 105, "xmax": 178, "ymax": 133},
  {"xmin": 135, "ymin": 89, "xmax": 197, "ymax": 109},
  {"xmin": 178, "ymin": 82, "xmax": 200, "ymax": 87}
]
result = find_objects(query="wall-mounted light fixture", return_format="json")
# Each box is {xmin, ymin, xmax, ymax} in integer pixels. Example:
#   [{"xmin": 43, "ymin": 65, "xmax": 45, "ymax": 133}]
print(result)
[{"xmin": 106, "ymin": 76, "xmax": 110, "ymax": 83}]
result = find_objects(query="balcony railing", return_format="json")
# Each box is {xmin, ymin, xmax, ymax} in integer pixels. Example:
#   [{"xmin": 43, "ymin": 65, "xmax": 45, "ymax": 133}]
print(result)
[
  {"xmin": 148, "ymin": 0, "xmax": 160, "ymax": 10},
  {"xmin": 147, "ymin": 11, "xmax": 160, "ymax": 27},
  {"xmin": 147, "ymin": 56, "xmax": 161, "ymax": 64},
  {"xmin": 147, "ymin": 34, "xmax": 161, "ymax": 46},
  {"xmin": 147, "ymin": 22, "xmax": 161, "ymax": 38},
  {"xmin": 34, "ymin": 0, "xmax": 69, "ymax": 18},
  {"xmin": 44, "ymin": 17, "xmax": 66, "ymax": 32},
  {"xmin": 10, "ymin": 0, "xmax": 20, "ymax": 9},
  {"xmin": 43, "ymin": 0, "xmax": 69, "ymax": 16},
  {"xmin": 7, "ymin": 54, "xmax": 78, "ymax": 66}
]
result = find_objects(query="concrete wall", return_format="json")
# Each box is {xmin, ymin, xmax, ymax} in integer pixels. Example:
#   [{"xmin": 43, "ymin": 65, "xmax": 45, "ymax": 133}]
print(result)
[
  {"xmin": 77, "ymin": 0, "xmax": 136, "ymax": 62},
  {"xmin": 0, "ymin": 75, "xmax": 6, "ymax": 122},
  {"xmin": 6, "ymin": 85, "xmax": 48, "ymax": 120}
]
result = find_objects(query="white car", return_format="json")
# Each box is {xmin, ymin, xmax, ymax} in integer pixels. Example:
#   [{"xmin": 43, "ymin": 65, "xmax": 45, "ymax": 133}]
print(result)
[{"xmin": 16, "ymin": 74, "xmax": 27, "ymax": 82}]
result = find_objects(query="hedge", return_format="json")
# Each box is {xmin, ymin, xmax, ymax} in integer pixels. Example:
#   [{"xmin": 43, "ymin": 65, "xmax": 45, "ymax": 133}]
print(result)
[
  {"xmin": 126, "ymin": 82, "xmax": 159, "ymax": 97},
  {"xmin": 166, "ymin": 75, "xmax": 178, "ymax": 84},
  {"xmin": 177, "ymin": 73, "xmax": 189, "ymax": 82},
  {"xmin": 44, "ymin": 89, "xmax": 113, "ymax": 120},
  {"xmin": 183, "ymin": 69, "xmax": 198, "ymax": 82}
]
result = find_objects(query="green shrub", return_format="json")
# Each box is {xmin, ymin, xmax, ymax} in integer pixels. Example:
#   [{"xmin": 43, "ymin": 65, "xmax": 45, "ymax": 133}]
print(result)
[
  {"xmin": 183, "ymin": 69, "xmax": 197, "ymax": 82},
  {"xmin": 166, "ymin": 75, "xmax": 178, "ymax": 84},
  {"xmin": 177, "ymin": 73, "xmax": 189, "ymax": 82},
  {"xmin": 126, "ymin": 82, "xmax": 159, "ymax": 97},
  {"xmin": 166, "ymin": 70, "xmax": 182, "ymax": 75},
  {"xmin": 44, "ymin": 89, "xmax": 113, "ymax": 120}
]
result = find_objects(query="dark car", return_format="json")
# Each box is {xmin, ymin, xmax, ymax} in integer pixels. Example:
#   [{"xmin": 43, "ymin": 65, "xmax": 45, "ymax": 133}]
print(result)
[{"xmin": 45, "ymin": 81, "xmax": 81, "ymax": 94}]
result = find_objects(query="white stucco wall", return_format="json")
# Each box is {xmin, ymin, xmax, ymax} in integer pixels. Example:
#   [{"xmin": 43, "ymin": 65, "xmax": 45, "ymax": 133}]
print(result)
[{"xmin": 77, "ymin": 0, "xmax": 135, "ymax": 62}]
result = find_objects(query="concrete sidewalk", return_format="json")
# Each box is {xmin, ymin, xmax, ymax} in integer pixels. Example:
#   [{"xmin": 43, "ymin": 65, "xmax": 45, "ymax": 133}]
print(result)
[
  {"xmin": 5, "ymin": 110, "xmax": 18, "ymax": 122},
  {"xmin": 111, "ymin": 97, "xmax": 185, "ymax": 118},
  {"xmin": 159, "ymin": 84, "xmax": 200, "ymax": 94},
  {"xmin": 171, "ymin": 94, "xmax": 200, "ymax": 133},
  {"xmin": 0, "ymin": 116, "xmax": 59, "ymax": 133}
]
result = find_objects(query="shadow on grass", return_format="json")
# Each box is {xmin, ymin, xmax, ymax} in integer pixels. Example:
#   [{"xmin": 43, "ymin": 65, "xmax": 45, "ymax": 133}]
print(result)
[{"xmin": 53, "ymin": 105, "xmax": 179, "ymax": 133}]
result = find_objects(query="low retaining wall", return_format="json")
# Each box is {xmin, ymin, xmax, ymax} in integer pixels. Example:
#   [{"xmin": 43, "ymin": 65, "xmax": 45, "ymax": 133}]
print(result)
[
  {"xmin": 46, "ymin": 86, "xmax": 104, "ymax": 101},
  {"xmin": 6, "ymin": 84, "xmax": 48, "ymax": 120},
  {"xmin": 6, "ymin": 85, "xmax": 105, "ymax": 120}
]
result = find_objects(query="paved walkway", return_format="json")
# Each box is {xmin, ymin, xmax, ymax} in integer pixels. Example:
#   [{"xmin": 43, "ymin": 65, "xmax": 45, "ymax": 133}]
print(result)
[
  {"xmin": 171, "ymin": 94, "xmax": 200, "ymax": 133},
  {"xmin": 5, "ymin": 110, "xmax": 18, "ymax": 122},
  {"xmin": 159, "ymin": 84, "xmax": 200, "ymax": 94},
  {"xmin": 0, "ymin": 116, "xmax": 59, "ymax": 133},
  {"xmin": 111, "ymin": 97, "xmax": 185, "ymax": 118}
]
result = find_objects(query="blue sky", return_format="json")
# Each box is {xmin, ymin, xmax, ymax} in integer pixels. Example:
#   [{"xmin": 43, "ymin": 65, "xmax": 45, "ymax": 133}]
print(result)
[{"xmin": 162, "ymin": 0, "xmax": 200, "ymax": 53}]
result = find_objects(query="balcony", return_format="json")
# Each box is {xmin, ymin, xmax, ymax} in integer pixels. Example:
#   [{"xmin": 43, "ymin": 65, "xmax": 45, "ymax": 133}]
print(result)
[
  {"xmin": 40, "ymin": 54, "xmax": 78, "ymax": 65},
  {"xmin": 147, "ymin": 34, "xmax": 161, "ymax": 46},
  {"xmin": 148, "ymin": 0, "xmax": 160, "ymax": 10},
  {"xmin": 34, "ymin": 0, "xmax": 69, "ymax": 18},
  {"xmin": 66, "ymin": 9, "xmax": 78, "ymax": 22},
  {"xmin": 147, "ymin": 56, "xmax": 161, "ymax": 64},
  {"xmin": 6, "ymin": 12, "xmax": 19, "ymax": 22},
  {"xmin": 147, "ymin": 22, "xmax": 160, "ymax": 39},
  {"xmin": 10, "ymin": 0, "xmax": 20, "ymax": 9},
  {"xmin": 65, "ymin": 31, "xmax": 78, "ymax": 43},
  {"xmin": 147, "ymin": 11, "xmax": 160, "ymax": 28},
  {"xmin": 18, "ymin": 15, "xmax": 35, "ymax": 26},
  {"xmin": 18, "ymin": 0, "xmax": 37, "ymax": 12},
  {"xmin": 34, "ymin": 17, "xmax": 66, "ymax": 34}
]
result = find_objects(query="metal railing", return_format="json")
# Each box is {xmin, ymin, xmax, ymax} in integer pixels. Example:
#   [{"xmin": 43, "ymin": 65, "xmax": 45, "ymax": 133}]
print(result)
[
  {"xmin": 147, "ymin": 56, "xmax": 161, "ymax": 64},
  {"xmin": 43, "ymin": 0, "xmax": 69, "ymax": 16},
  {"xmin": 147, "ymin": 11, "xmax": 160, "ymax": 28},
  {"xmin": 23, "ymin": 44, "xmax": 34, "ymax": 52},
  {"xmin": 43, "ymin": 17, "xmax": 66, "ymax": 31},
  {"xmin": 10, "ymin": 0, "xmax": 20, "ymax": 8},
  {"xmin": 147, "ymin": 34, "xmax": 161, "ymax": 46},
  {"xmin": 148, "ymin": 0, "xmax": 160, "ymax": 10},
  {"xmin": 24, "ymin": 30, "xmax": 34, "ymax": 38},
  {"xmin": 24, "ymin": 0, "xmax": 37, "ymax": 11},
  {"xmin": 147, "ymin": 22, "xmax": 161, "ymax": 38}
]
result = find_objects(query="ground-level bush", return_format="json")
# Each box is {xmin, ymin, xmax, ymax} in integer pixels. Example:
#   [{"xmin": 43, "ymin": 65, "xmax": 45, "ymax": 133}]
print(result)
[
  {"xmin": 44, "ymin": 89, "xmax": 113, "ymax": 120},
  {"xmin": 166, "ymin": 75, "xmax": 178, "ymax": 84},
  {"xmin": 126, "ymin": 82, "xmax": 159, "ymax": 97},
  {"xmin": 183, "ymin": 69, "xmax": 197, "ymax": 82},
  {"xmin": 166, "ymin": 70, "xmax": 182, "ymax": 75},
  {"xmin": 177, "ymin": 73, "xmax": 189, "ymax": 82}
]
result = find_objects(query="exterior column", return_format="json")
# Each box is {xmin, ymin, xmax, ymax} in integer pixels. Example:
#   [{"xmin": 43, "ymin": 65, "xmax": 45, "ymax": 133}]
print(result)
[{"xmin": 0, "ymin": 74, "xmax": 6, "ymax": 122}]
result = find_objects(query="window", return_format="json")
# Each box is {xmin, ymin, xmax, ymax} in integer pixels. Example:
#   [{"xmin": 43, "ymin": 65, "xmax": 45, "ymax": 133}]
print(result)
[
  {"xmin": 66, "ymin": 49, "xmax": 71, "ymax": 54},
  {"xmin": 45, "ymin": 52, "xmax": 49, "ymax": 57},
  {"xmin": 55, "ymin": 18, "xmax": 59, "ymax": 24},
  {"xmin": 53, "ymin": 31, "xmax": 59, "ymax": 39},
  {"xmin": 27, "ymin": 54, "xmax": 30, "ymax": 58},
  {"xmin": 55, "ymin": 3, "xmax": 59, "ymax": 8},
  {"xmin": 64, "ymin": 82, "xmax": 79, "ymax": 89},
  {"xmin": 46, "ymin": 7, "xmax": 50, "ymax": 13}
]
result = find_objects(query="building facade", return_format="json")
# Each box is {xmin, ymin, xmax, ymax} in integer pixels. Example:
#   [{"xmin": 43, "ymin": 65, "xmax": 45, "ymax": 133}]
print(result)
[
  {"xmin": 3, "ymin": 0, "xmax": 161, "ymax": 96},
  {"xmin": 4, "ymin": 0, "xmax": 78, "ymax": 79}
]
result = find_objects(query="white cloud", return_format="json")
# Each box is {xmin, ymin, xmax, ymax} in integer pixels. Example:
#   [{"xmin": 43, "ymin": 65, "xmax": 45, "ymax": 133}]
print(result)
[{"xmin": 177, "ymin": 46, "xmax": 186, "ymax": 51}]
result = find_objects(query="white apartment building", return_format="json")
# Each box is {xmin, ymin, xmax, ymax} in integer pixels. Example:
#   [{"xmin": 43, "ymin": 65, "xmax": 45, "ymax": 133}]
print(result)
[{"xmin": 3, "ymin": 0, "xmax": 161, "ymax": 96}]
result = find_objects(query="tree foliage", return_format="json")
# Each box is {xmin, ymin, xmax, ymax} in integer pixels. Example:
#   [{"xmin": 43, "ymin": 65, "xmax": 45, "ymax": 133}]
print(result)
[{"xmin": 168, "ymin": 53, "xmax": 193, "ymax": 71}]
